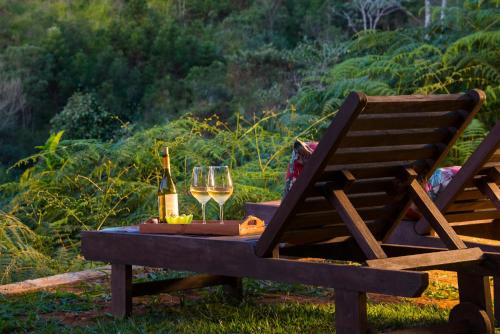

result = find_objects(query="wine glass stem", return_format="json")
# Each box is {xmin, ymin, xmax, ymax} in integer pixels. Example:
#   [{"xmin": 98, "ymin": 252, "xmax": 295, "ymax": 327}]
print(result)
[
  {"xmin": 220, "ymin": 203, "xmax": 224, "ymax": 224},
  {"xmin": 202, "ymin": 203, "xmax": 206, "ymax": 224}
]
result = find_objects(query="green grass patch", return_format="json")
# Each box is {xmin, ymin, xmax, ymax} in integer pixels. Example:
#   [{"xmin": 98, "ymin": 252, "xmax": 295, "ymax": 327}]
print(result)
[
  {"xmin": 423, "ymin": 281, "xmax": 459, "ymax": 300},
  {"xmin": 0, "ymin": 280, "xmax": 451, "ymax": 334}
]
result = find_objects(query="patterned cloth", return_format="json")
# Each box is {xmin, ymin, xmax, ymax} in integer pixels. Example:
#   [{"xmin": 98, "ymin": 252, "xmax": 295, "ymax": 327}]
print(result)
[
  {"xmin": 424, "ymin": 166, "xmax": 461, "ymax": 201},
  {"xmin": 284, "ymin": 140, "xmax": 318, "ymax": 196},
  {"xmin": 283, "ymin": 140, "xmax": 461, "ymax": 220}
]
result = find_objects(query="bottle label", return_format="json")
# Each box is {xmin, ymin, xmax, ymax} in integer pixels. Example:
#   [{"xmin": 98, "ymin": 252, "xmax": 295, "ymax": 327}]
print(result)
[{"xmin": 164, "ymin": 194, "xmax": 179, "ymax": 217}]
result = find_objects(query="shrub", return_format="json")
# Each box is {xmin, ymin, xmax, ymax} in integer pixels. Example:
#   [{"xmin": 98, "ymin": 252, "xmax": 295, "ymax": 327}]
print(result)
[{"xmin": 50, "ymin": 92, "xmax": 120, "ymax": 140}]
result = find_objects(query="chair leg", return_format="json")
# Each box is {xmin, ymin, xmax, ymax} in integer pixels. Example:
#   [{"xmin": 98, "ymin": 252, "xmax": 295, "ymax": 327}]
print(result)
[
  {"xmin": 111, "ymin": 263, "xmax": 132, "ymax": 318},
  {"xmin": 494, "ymin": 275, "xmax": 500, "ymax": 327},
  {"xmin": 223, "ymin": 277, "xmax": 243, "ymax": 302},
  {"xmin": 335, "ymin": 289, "xmax": 368, "ymax": 334},
  {"xmin": 457, "ymin": 273, "xmax": 494, "ymax": 329}
]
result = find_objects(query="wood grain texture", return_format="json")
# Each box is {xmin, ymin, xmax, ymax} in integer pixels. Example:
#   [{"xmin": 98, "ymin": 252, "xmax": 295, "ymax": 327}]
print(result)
[
  {"xmin": 335, "ymin": 289, "xmax": 368, "ymax": 334},
  {"xmin": 339, "ymin": 128, "xmax": 452, "ymax": 148},
  {"xmin": 324, "ymin": 188, "xmax": 387, "ymax": 260},
  {"xmin": 82, "ymin": 231, "xmax": 428, "ymax": 297},
  {"xmin": 415, "ymin": 120, "xmax": 499, "ymax": 234},
  {"xmin": 408, "ymin": 178, "xmax": 466, "ymax": 250},
  {"xmin": 256, "ymin": 91, "xmax": 368, "ymax": 257},
  {"xmin": 475, "ymin": 179, "xmax": 500, "ymax": 210},
  {"xmin": 111, "ymin": 264, "xmax": 132, "ymax": 318},
  {"xmin": 363, "ymin": 93, "xmax": 476, "ymax": 114},
  {"xmin": 366, "ymin": 248, "xmax": 483, "ymax": 271},
  {"xmin": 139, "ymin": 219, "xmax": 265, "ymax": 236},
  {"xmin": 457, "ymin": 273, "xmax": 494, "ymax": 329},
  {"xmin": 131, "ymin": 274, "xmax": 235, "ymax": 297}
]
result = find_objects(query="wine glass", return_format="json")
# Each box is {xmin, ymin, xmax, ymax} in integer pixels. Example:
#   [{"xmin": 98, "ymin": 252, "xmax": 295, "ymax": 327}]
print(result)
[
  {"xmin": 190, "ymin": 167, "xmax": 210, "ymax": 224},
  {"xmin": 208, "ymin": 166, "xmax": 233, "ymax": 224}
]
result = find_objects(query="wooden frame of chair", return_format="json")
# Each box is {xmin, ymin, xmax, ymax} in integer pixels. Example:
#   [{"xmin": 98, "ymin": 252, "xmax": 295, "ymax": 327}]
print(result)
[
  {"xmin": 385, "ymin": 121, "xmax": 500, "ymax": 325},
  {"xmin": 82, "ymin": 90, "xmax": 497, "ymax": 333}
]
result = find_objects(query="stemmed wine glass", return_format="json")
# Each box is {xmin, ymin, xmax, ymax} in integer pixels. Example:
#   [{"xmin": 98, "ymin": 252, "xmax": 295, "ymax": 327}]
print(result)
[
  {"xmin": 190, "ymin": 167, "xmax": 210, "ymax": 224},
  {"xmin": 207, "ymin": 166, "xmax": 233, "ymax": 224}
]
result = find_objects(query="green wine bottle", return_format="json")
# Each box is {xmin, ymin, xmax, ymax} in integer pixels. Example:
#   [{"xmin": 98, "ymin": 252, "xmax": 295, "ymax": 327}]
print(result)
[{"xmin": 158, "ymin": 147, "xmax": 178, "ymax": 222}]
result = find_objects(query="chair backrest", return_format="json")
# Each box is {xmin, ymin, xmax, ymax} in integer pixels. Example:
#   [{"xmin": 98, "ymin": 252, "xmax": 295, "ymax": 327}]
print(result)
[
  {"xmin": 419, "ymin": 121, "xmax": 500, "ymax": 229},
  {"xmin": 256, "ymin": 90, "xmax": 485, "ymax": 257}
]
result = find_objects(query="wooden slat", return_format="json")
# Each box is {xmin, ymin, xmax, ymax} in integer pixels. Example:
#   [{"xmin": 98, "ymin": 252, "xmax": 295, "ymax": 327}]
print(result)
[
  {"xmin": 132, "ymin": 274, "xmax": 233, "ymax": 297},
  {"xmin": 483, "ymin": 162, "xmax": 500, "ymax": 170},
  {"xmin": 455, "ymin": 189, "xmax": 484, "ymax": 201},
  {"xmin": 322, "ymin": 160, "xmax": 429, "ymax": 180},
  {"xmin": 339, "ymin": 128, "xmax": 452, "ymax": 148},
  {"xmin": 366, "ymin": 247, "xmax": 483, "ymax": 270},
  {"xmin": 490, "ymin": 153, "xmax": 500, "ymax": 162},
  {"xmin": 282, "ymin": 220, "xmax": 387, "ymax": 245},
  {"xmin": 325, "ymin": 189, "xmax": 387, "ymax": 259},
  {"xmin": 476, "ymin": 179, "xmax": 500, "ymax": 210},
  {"xmin": 486, "ymin": 166, "xmax": 500, "ymax": 180},
  {"xmin": 297, "ymin": 193, "xmax": 390, "ymax": 213},
  {"xmin": 351, "ymin": 111, "xmax": 463, "ymax": 131},
  {"xmin": 289, "ymin": 207, "xmax": 386, "ymax": 229},
  {"xmin": 446, "ymin": 210, "xmax": 500, "ymax": 223},
  {"xmin": 447, "ymin": 199, "xmax": 496, "ymax": 212},
  {"xmin": 409, "ymin": 178, "xmax": 466, "ymax": 250},
  {"xmin": 382, "ymin": 244, "xmax": 447, "ymax": 257},
  {"xmin": 280, "ymin": 238, "xmax": 365, "ymax": 261},
  {"xmin": 330, "ymin": 144, "xmax": 438, "ymax": 165},
  {"xmin": 312, "ymin": 178, "xmax": 396, "ymax": 197},
  {"xmin": 363, "ymin": 93, "xmax": 474, "ymax": 114},
  {"xmin": 452, "ymin": 221, "xmax": 500, "ymax": 239}
]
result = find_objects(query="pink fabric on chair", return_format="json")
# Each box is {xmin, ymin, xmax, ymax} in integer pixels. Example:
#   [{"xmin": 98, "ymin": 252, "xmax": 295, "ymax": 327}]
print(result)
[{"xmin": 284, "ymin": 140, "xmax": 318, "ymax": 196}]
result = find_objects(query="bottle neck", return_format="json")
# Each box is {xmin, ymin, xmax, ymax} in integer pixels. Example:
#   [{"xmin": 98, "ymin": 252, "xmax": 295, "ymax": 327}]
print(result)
[{"xmin": 162, "ymin": 155, "xmax": 171, "ymax": 172}]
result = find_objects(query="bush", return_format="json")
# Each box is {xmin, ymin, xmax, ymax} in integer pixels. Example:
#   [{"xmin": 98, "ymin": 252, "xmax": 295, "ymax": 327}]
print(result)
[{"xmin": 50, "ymin": 92, "xmax": 120, "ymax": 140}]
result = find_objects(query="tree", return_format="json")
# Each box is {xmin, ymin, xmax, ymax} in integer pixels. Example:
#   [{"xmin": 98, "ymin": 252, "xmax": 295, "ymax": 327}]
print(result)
[
  {"xmin": 424, "ymin": 0, "xmax": 431, "ymax": 28},
  {"xmin": 339, "ymin": 0, "xmax": 404, "ymax": 33},
  {"xmin": 440, "ymin": 0, "xmax": 447, "ymax": 22},
  {"xmin": 0, "ymin": 77, "xmax": 26, "ymax": 131},
  {"xmin": 50, "ymin": 92, "xmax": 119, "ymax": 140}
]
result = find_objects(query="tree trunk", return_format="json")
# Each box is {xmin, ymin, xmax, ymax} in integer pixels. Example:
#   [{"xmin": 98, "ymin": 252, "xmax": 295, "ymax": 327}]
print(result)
[
  {"xmin": 440, "ymin": 0, "xmax": 447, "ymax": 22},
  {"xmin": 424, "ymin": 0, "xmax": 431, "ymax": 28}
]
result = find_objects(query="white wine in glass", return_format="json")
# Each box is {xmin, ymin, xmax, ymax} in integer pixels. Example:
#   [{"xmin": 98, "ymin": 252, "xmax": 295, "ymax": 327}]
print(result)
[
  {"xmin": 208, "ymin": 166, "xmax": 233, "ymax": 224},
  {"xmin": 190, "ymin": 167, "xmax": 210, "ymax": 224}
]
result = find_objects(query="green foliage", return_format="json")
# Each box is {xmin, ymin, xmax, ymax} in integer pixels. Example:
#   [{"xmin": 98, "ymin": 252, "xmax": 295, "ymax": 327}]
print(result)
[
  {"xmin": 1, "ymin": 110, "xmax": 333, "ymax": 282},
  {"xmin": 444, "ymin": 119, "xmax": 489, "ymax": 166},
  {"xmin": 50, "ymin": 92, "xmax": 120, "ymax": 140},
  {"xmin": 0, "ymin": 0, "xmax": 499, "ymax": 284}
]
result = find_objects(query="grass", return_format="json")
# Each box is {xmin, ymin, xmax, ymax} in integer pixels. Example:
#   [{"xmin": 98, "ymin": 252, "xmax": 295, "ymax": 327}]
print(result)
[{"xmin": 0, "ymin": 272, "xmax": 454, "ymax": 334}]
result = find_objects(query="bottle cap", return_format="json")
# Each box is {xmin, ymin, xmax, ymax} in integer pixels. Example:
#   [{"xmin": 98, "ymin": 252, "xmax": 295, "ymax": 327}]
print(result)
[{"xmin": 160, "ymin": 147, "xmax": 169, "ymax": 157}]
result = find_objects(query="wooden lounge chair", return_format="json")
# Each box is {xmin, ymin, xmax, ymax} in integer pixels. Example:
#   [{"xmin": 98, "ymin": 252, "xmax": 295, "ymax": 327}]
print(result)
[
  {"xmin": 386, "ymin": 120, "xmax": 500, "ymax": 323},
  {"xmin": 82, "ymin": 90, "xmax": 499, "ymax": 333}
]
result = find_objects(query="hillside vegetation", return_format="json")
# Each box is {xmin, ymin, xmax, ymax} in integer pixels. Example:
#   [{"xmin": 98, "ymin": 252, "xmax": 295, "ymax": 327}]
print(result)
[{"xmin": 0, "ymin": 0, "xmax": 499, "ymax": 283}]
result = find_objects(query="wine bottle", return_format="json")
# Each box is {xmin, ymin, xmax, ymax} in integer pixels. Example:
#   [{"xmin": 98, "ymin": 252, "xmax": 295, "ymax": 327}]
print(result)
[{"xmin": 158, "ymin": 147, "xmax": 178, "ymax": 222}]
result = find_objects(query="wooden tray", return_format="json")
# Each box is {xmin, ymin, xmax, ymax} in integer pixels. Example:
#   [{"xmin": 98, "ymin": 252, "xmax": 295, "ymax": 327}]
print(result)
[{"xmin": 139, "ymin": 219, "xmax": 265, "ymax": 236}]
